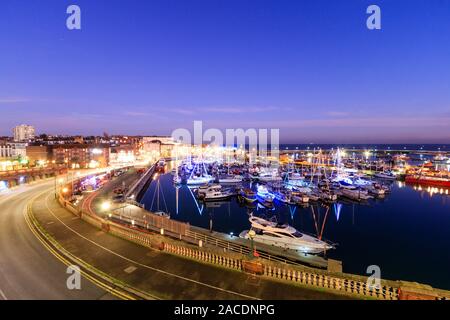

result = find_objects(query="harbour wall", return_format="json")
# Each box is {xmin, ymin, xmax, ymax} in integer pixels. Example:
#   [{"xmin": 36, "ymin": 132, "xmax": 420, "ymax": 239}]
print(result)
[{"xmin": 57, "ymin": 175, "xmax": 450, "ymax": 300}]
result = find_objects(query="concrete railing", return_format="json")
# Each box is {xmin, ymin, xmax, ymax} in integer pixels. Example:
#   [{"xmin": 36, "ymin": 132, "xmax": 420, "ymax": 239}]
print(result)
[
  {"xmin": 58, "ymin": 194, "xmax": 400, "ymax": 300},
  {"xmin": 56, "ymin": 182, "xmax": 450, "ymax": 301},
  {"xmin": 262, "ymin": 265, "xmax": 397, "ymax": 300},
  {"xmin": 161, "ymin": 241, "xmax": 398, "ymax": 300},
  {"xmin": 163, "ymin": 242, "xmax": 243, "ymax": 271}
]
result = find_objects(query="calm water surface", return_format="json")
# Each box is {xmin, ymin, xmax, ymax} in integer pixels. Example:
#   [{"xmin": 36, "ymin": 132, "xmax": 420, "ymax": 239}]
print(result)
[{"xmin": 141, "ymin": 163, "xmax": 450, "ymax": 290}]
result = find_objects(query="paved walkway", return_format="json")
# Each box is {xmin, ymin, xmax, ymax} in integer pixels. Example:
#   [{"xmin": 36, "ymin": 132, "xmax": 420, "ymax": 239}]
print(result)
[{"xmin": 32, "ymin": 188, "xmax": 354, "ymax": 300}]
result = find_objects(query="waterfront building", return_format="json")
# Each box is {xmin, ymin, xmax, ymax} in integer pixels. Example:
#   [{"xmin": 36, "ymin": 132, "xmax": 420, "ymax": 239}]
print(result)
[
  {"xmin": 143, "ymin": 136, "xmax": 175, "ymax": 158},
  {"xmin": 52, "ymin": 144, "xmax": 110, "ymax": 169},
  {"xmin": 109, "ymin": 145, "xmax": 136, "ymax": 165},
  {"xmin": 0, "ymin": 142, "xmax": 27, "ymax": 159},
  {"xmin": 26, "ymin": 145, "xmax": 53, "ymax": 166},
  {"xmin": 13, "ymin": 124, "xmax": 35, "ymax": 142},
  {"xmin": 0, "ymin": 142, "xmax": 27, "ymax": 170},
  {"xmin": 0, "ymin": 144, "xmax": 15, "ymax": 159}
]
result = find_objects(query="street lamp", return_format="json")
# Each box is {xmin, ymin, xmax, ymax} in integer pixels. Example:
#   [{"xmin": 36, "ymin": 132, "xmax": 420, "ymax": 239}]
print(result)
[
  {"xmin": 248, "ymin": 229, "xmax": 256, "ymax": 259},
  {"xmin": 101, "ymin": 201, "xmax": 111, "ymax": 211},
  {"xmin": 101, "ymin": 201, "xmax": 112, "ymax": 219}
]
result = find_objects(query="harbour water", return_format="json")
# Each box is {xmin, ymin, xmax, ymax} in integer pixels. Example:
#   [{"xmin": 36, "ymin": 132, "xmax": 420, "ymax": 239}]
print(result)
[{"xmin": 140, "ymin": 155, "xmax": 450, "ymax": 290}]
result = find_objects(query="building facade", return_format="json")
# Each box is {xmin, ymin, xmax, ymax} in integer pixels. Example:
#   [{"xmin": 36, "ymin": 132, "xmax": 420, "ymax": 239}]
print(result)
[
  {"xmin": 0, "ymin": 143, "xmax": 27, "ymax": 159},
  {"xmin": 52, "ymin": 144, "xmax": 110, "ymax": 169},
  {"xmin": 143, "ymin": 136, "xmax": 175, "ymax": 158},
  {"xmin": 26, "ymin": 145, "xmax": 53, "ymax": 166},
  {"xmin": 13, "ymin": 124, "xmax": 35, "ymax": 142}
]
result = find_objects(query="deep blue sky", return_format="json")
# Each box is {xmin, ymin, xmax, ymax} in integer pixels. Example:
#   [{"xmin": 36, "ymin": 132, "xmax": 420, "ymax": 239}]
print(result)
[{"xmin": 1, "ymin": 0, "xmax": 450, "ymax": 143}]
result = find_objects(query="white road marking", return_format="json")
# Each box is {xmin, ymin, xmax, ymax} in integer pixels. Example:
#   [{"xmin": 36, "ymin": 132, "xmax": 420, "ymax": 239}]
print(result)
[
  {"xmin": 0, "ymin": 288, "xmax": 8, "ymax": 300},
  {"xmin": 42, "ymin": 191, "xmax": 259, "ymax": 300}
]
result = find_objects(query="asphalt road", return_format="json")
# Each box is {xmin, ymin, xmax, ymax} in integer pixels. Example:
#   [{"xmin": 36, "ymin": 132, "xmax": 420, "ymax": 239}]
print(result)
[
  {"xmin": 0, "ymin": 180, "xmax": 113, "ymax": 300},
  {"xmin": 0, "ymin": 176, "xmax": 354, "ymax": 300}
]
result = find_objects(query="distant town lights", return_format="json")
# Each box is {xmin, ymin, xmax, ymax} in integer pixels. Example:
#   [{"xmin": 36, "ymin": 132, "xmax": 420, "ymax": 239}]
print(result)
[{"xmin": 91, "ymin": 148, "xmax": 103, "ymax": 155}]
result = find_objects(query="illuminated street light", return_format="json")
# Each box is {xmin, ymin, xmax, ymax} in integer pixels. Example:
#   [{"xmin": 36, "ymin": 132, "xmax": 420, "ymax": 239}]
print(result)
[
  {"xmin": 248, "ymin": 229, "xmax": 256, "ymax": 259},
  {"xmin": 101, "ymin": 201, "xmax": 111, "ymax": 211},
  {"xmin": 62, "ymin": 187, "xmax": 69, "ymax": 193}
]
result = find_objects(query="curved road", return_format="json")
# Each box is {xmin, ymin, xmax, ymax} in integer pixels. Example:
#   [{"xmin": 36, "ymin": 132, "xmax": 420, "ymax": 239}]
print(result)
[
  {"xmin": 0, "ymin": 180, "xmax": 113, "ymax": 300},
  {"xmin": 0, "ymin": 176, "xmax": 352, "ymax": 300}
]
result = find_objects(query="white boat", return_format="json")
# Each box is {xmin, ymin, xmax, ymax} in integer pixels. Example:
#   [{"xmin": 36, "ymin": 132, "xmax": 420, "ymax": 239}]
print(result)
[
  {"xmin": 335, "ymin": 177, "xmax": 357, "ymax": 190},
  {"xmin": 240, "ymin": 216, "xmax": 334, "ymax": 254},
  {"xmin": 287, "ymin": 172, "xmax": 305, "ymax": 180},
  {"xmin": 197, "ymin": 184, "xmax": 221, "ymax": 195},
  {"xmin": 186, "ymin": 175, "xmax": 214, "ymax": 185},
  {"xmin": 153, "ymin": 211, "xmax": 170, "ymax": 219},
  {"xmin": 365, "ymin": 185, "xmax": 386, "ymax": 196},
  {"xmin": 373, "ymin": 171, "xmax": 397, "ymax": 180},
  {"xmin": 352, "ymin": 177, "xmax": 371, "ymax": 186},
  {"xmin": 339, "ymin": 188, "xmax": 372, "ymax": 201},
  {"xmin": 202, "ymin": 188, "xmax": 234, "ymax": 201},
  {"xmin": 219, "ymin": 175, "xmax": 243, "ymax": 184},
  {"xmin": 258, "ymin": 172, "xmax": 283, "ymax": 182},
  {"xmin": 291, "ymin": 186, "xmax": 313, "ymax": 194},
  {"xmin": 256, "ymin": 185, "xmax": 275, "ymax": 203}
]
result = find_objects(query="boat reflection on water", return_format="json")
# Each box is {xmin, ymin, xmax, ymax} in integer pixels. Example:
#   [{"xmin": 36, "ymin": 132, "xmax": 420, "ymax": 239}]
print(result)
[
  {"xmin": 140, "ymin": 160, "xmax": 450, "ymax": 290},
  {"xmin": 203, "ymin": 200, "xmax": 231, "ymax": 209}
]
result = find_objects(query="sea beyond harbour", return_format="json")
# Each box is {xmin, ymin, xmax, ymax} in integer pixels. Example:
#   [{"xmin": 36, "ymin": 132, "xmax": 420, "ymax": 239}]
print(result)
[
  {"xmin": 279, "ymin": 144, "xmax": 449, "ymax": 152},
  {"xmin": 140, "ymin": 146, "xmax": 450, "ymax": 291}
]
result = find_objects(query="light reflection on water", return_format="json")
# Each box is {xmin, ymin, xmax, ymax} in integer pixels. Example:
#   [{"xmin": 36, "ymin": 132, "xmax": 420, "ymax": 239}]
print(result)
[{"xmin": 141, "ymin": 163, "xmax": 450, "ymax": 290}]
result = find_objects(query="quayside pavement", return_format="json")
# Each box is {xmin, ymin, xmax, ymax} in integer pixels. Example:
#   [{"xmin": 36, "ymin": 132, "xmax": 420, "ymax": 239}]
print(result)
[{"xmin": 31, "ymin": 186, "xmax": 354, "ymax": 300}]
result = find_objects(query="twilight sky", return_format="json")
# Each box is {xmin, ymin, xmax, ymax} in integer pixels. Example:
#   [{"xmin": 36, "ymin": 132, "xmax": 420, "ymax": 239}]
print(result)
[{"xmin": 1, "ymin": 0, "xmax": 450, "ymax": 143}]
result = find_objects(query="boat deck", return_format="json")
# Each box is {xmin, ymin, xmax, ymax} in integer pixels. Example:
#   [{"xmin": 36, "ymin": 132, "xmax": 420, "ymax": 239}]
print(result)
[{"xmin": 190, "ymin": 225, "xmax": 329, "ymax": 268}]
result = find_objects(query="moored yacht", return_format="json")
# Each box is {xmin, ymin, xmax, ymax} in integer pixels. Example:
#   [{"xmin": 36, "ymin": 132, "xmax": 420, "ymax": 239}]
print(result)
[
  {"xmin": 256, "ymin": 185, "xmax": 275, "ymax": 203},
  {"xmin": 186, "ymin": 175, "xmax": 214, "ymax": 185},
  {"xmin": 219, "ymin": 175, "xmax": 243, "ymax": 184},
  {"xmin": 339, "ymin": 188, "xmax": 372, "ymax": 201},
  {"xmin": 258, "ymin": 172, "xmax": 283, "ymax": 182},
  {"xmin": 154, "ymin": 211, "xmax": 170, "ymax": 219},
  {"xmin": 202, "ymin": 188, "xmax": 234, "ymax": 201},
  {"xmin": 197, "ymin": 184, "xmax": 222, "ymax": 196},
  {"xmin": 239, "ymin": 215, "xmax": 334, "ymax": 254},
  {"xmin": 239, "ymin": 188, "xmax": 257, "ymax": 203},
  {"xmin": 373, "ymin": 171, "xmax": 397, "ymax": 180}
]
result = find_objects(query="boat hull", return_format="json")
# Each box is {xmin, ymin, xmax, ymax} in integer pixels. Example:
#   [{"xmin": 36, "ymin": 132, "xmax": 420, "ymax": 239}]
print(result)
[
  {"xmin": 405, "ymin": 176, "xmax": 450, "ymax": 188},
  {"xmin": 239, "ymin": 231, "xmax": 330, "ymax": 254},
  {"xmin": 203, "ymin": 195, "xmax": 232, "ymax": 201}
]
